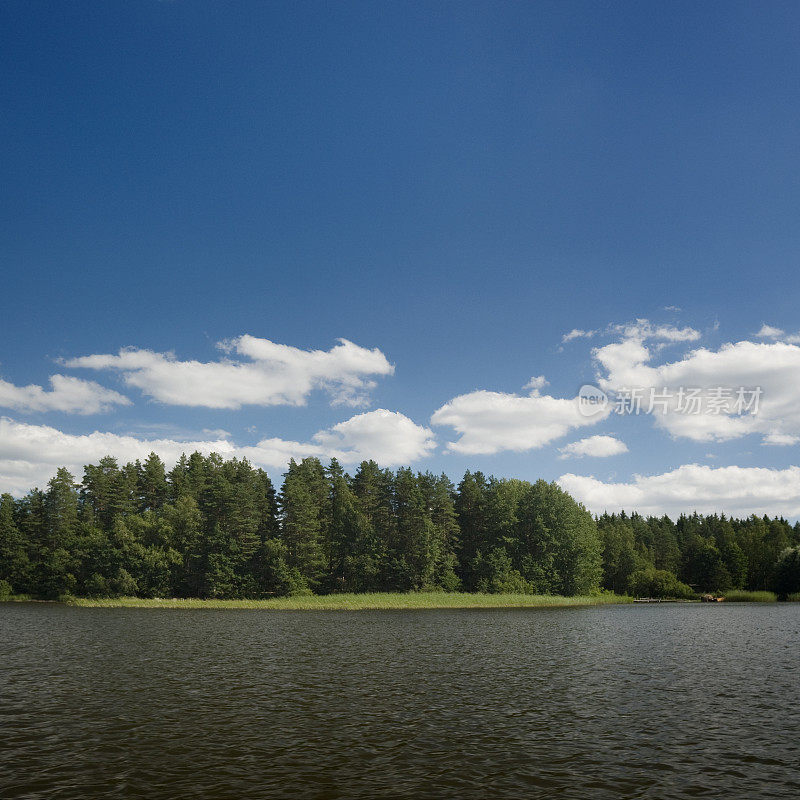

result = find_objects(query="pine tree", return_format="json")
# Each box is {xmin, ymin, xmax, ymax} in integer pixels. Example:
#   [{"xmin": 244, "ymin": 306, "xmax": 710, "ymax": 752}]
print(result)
[
  {"xmin": 280, "ymin": 458, "xmax": 327, "ymax": 590},
  {"xmin": 136, "ymin": 452, "xmax": 168, "ymax": 513},
  {"xmin": 454, "ymin": 471, "xmax": 488, "ymax": 590},
  {"xmin": 0, "ymin": 494, "xmax": 29, "ymax": 592}
]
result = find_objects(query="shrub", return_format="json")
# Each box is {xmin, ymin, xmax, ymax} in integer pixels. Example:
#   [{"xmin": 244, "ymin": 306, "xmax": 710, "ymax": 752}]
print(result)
[
  {"xmin": 84, "ymin": 573, "xmax": 110, "ymax": 598},
  {"xmin": 628, "ymin": 568, "xmax": 694, "ymax": 599},
  {"xmin": 111, "ymin": 568, "xmax": 139, "ymax": 597},
  {"xmin": 0, "ymin": 579, "xmax": 12, "ymax": 599},
  {"xmin": 474, "ymin": 548, "xmax": 533, "ymax": 594}
]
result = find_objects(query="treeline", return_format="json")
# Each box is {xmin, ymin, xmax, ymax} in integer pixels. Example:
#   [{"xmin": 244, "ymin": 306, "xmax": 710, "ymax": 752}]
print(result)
[
  {"xmin": 597, "ymin": 511, "xmax": 800, "ymax": 599},
  {"xmin": 0, "ymin": 453, "xmax": 799, "ymax": 600}
]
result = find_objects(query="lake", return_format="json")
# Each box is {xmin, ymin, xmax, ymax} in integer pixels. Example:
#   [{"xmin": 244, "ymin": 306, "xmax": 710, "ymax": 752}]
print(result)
[{"xmin": 1, "ymin": 603, "xmax": 798, "ymax": 799}]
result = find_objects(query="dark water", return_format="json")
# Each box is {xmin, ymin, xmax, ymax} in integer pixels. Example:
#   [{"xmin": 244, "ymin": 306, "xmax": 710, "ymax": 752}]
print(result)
[{"xmin": 1, "ymin": 604, "xmax": 799, "ymax": 800}]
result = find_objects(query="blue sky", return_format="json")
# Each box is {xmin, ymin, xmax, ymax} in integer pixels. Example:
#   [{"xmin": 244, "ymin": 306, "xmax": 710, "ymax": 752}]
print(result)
[{"xmin": 2, "ymin": 1, "xmax": 800, "ymax": 517}]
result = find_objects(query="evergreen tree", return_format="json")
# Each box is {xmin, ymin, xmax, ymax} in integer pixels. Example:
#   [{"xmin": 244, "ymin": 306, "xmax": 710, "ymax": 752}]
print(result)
[
  {"xmin": 280, "ymin": 458, "xmax": 327, "ymax": 590},
  {"xmin": 516, "ymin": 480, "xmax": 601, "ymax": 595},
  {"xmin": 598, "ymin": 515, "xmax": 639, "ymax": 594},
  {"xmin": 136, "ymin": 452, "xmax": 168, "ymax": 513},
  {"xmin": 0, "ymin": 494, "xmax": 29, "ymax": 592},
  {"xmin": 454, "ymin": 471, "xmax": 488, "ymax": 590}
]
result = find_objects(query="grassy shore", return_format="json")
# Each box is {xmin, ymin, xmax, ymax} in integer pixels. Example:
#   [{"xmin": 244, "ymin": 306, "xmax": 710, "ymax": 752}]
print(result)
[
  {"xmin": 721, "ymin": 590, "xmax": 778, "ymax": 602},
  {"xmin": 54, "ymin": 591, "xmax": 634, "ymax": 611}
]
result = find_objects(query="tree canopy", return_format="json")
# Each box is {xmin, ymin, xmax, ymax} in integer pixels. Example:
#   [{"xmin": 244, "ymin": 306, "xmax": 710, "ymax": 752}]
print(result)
[{"xmin": 0, "ymin": 453, "xmax": 797, "ymax": 600}]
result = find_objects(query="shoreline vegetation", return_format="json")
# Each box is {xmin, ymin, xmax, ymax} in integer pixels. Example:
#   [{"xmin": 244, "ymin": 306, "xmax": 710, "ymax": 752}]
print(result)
[
  {"xmin": 2, "ymin": 452, "xmax": 800, "ymax": 604},
  {"xmin": 3, "ymin": 589, "xmax": 797, "ymax": 610},
  {"xmin": 5, "ymin": 591, "xmax": 633, "ymax": 610}
]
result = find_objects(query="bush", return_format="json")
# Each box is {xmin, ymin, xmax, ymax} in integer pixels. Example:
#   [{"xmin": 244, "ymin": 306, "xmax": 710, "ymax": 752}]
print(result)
[
  {"xmin": 111, "ymin": 568, "xmax": 139, "ymax": 597},
  {"xmin": 0, "ymin": 579, "xmax": 12, "ymax": 599},
  {"xmin": 285, "ymin": 567, "xmax": 313, "ymax": 597},
  {"xmin": 628, "ymin": 568, "xmax": 694, "ymax": 599},
  {"xmin": 474, "ymin": 548, "xmax": 533, "ymax": 594},
  {"xmin": 84, "ymin": 573, "xmax": 110, "ymax": 598}
]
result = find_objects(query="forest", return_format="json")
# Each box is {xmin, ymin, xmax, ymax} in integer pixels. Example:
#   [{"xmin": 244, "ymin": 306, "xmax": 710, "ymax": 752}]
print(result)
[{"xmin": 1, "ymin": 452, "xmax": 799, "ymax": 601}]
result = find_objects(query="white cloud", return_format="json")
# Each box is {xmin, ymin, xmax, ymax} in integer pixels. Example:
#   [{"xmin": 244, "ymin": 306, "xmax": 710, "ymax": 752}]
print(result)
[
  {"xmin": 312, "ymin": 409, "xmax": 436, "ymax": 464},
  {"xmin": 762, "ymin": 433, "xmax": 800, "ymax": 446},
  {"xmin": 64, "ymin": 336, "xmax": 394, "ymax": 409},
  {"xmin": 755, "ymin": 324, "xmax": 785, "ymax": 339},
  {"xmin": 561, "ymin": 318, "xmax": 699, "ymax": 350},
  {"xmin": 753, "ymin": 323, "xmax": 800, "ymax": 345},
  {"xmin": 0, "ymin": 374, "xmax": 130, "ymax": 414},
  {"xmin": 0, "ymin": 417, "xmax": 231, "ymax": 495},
  {"xmin": 558, "ymin": 435, "xmax": 628, "ymax": 459},
  {"xmin": 612, "ymin": 319, "xmax": 701, "ymax": 343},
  {"xmin": 242, "ymin": 410, "xmax": 436, "ymax": 468},
  {"xmin": 561, "ymin": 329, "xmax": 596, "ymax": 343},
  {"xmin": 558, "ymin": 464, "xmax": 800, "ymax": 519},
  {"xmin": 0, "ymin": 410, "xmax": 434, "ymax": 495},
  {"xmin": 522, "ymin": 375, "xmax": 549, "ymax": 393},
  {"xmin": 594, "ymin": 326, "xmax": 800, "ymax": 444},
  {"xmin": 431, "ymin": 386, "xmax": 608, "ymax": 455}
]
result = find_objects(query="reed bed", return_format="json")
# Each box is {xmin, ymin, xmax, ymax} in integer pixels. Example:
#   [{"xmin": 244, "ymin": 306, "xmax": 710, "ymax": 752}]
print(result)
[
  {"xmin": 722, "ymin": 590, "xmax": 777, "ymax": 602},
  {"xmin": 64, "ymin": 591, "xmax": 633, "ymax": 611}
]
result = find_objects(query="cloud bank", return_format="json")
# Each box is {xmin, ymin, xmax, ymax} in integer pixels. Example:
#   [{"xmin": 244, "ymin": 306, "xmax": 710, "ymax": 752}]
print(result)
[
  {"xmin": 594, "ymin": 333, "xmax": 800, "ymax": 444},
  {"xmin": 558, "ymin": 464, "xmax": 800, "ymax": 519},
  {"xmin": 0, "ymin": 375, "xmax": 130, "ymax": 414},
  {"xmin": 0, "ymin": 410, "xmax": 434, "ymax": 495},
  {"xmin": 65, "ymin": 336, "xmax": 394, "ymax": 409}
]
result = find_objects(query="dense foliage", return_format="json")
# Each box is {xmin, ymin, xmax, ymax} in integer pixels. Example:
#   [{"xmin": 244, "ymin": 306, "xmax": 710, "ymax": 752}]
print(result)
[
  {"xmin": 0, "ymin": 454, "xmax": 798, "ymax": 600},
  {"xmin": 597, "ymin": 511, "xmax": 800, "ymax": 596}
]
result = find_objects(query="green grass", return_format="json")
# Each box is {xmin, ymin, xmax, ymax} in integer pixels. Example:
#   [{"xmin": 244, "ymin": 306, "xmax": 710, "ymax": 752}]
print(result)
[
  {"xmin": 786, "ymin": 593, "xmax": 800, "ymax": 602},
  {"xmin": 722, "ymin": 589, "xmax": 777, "ymax": 602},
  {"xmin": 61, "ymin": 591, "xmax": 633, "ymax": 611},
  {"xmin": 0, "ymin": 593, "xmax": 33, "ymax": 603}
]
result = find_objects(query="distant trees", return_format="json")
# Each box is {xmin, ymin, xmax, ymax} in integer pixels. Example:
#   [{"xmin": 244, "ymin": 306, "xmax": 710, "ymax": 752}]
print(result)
[
  {"xmin": 773, "ymin": 546, "xmax": 800, "ymax": 599},
  {"xmin": 598, "ymin": 511, "xmax": 799, "ymax": 595},
  {"xmin": 0, "ymin": 452, "xmax": 798, "ymax": 600}
]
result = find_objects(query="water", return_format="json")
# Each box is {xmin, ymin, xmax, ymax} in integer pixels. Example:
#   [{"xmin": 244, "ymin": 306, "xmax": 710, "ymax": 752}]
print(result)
[{"xmin": 1, "ymin": 603, "xmax": 799, "ymax": 799}]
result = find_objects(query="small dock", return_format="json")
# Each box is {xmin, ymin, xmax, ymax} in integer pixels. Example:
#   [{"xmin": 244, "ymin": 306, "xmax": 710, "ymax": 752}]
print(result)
[{"xmin": 633, "ymin": 598, "xmax": 677, "ymax": 603}]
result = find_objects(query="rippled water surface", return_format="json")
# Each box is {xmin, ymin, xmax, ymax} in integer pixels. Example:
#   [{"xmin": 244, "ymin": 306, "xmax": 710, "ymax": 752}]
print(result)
[{"xmin": 1, "ymin": 603, "xmax": 799, "ymax": 799}]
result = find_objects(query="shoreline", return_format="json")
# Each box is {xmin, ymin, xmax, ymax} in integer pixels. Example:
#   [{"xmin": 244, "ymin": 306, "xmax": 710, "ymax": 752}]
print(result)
[{"xmin": 3, "ymin": 592, "xmax": 634, "ymax": 611}]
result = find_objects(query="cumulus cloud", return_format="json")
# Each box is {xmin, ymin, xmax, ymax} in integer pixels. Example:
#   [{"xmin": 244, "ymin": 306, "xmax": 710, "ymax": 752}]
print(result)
[
  {"xmin": 558, "ymin": 435, "xmax": 628, "ymax": 459},
  {"xmin": 243, "ymin": 410, "xmax": 436, "ymax": 469},
  {"xmin": 0, "ymin": 374, "xmax": 130, "ymax": 414},
  {"xmin": 558, "ymin": 464, "xmax": 800, "ymax": 519},
  {"xmin": 0, "ymin": 410, "xmax": 434, "ymax": 495},
  {"xmin": 311, "ymin": 409, "xmax": 436, "ymax": 464},
  {"xmin": 594, "ymin": 325, "xmax": 800, "ymax": 444},
  {"xmin": 431, "ymin": 384, "xmax": 609, "ymax": 455},
  {"xmin": 64, "ymin": 336, "xmax": 394, "ymax": 409}
]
